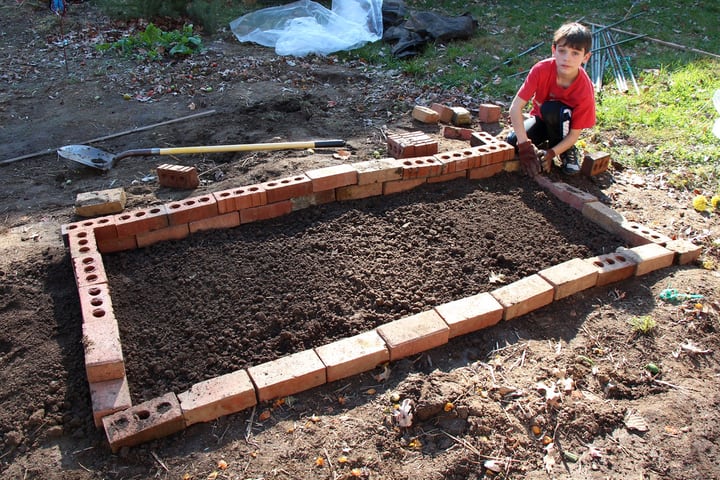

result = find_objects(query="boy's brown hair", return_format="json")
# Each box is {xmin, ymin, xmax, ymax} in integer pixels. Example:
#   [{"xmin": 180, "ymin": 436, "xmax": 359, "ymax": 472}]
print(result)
[{"xmin": 553, "ymin": 22, "xmax": 592, "ymax": 53}]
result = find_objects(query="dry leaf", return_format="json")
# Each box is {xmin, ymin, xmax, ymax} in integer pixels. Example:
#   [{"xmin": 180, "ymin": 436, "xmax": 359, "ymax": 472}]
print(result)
[
  {"xmin": 624, "ymin": 410, "xmax": 649, "ymax": 432},
  {"xmin": 488, "ymin": 271, "xmax": 507, "ymax": 284},
  {"xmin": 258, "ymin": 409, "xmax": 271, "ymax": 421}
]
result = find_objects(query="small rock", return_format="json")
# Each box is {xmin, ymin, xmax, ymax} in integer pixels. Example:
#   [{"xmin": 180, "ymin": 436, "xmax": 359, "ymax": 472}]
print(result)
[
  {"xmin": 28, "ymin": 409, "xmax": 45, "ymax": 428},
  {"xmin": 5, "ymin": 430, "xmax": 24, "ymax": 447},
  {"xmin": 46, "ymin": 425, "xmax": 64, "ymax": 438}
]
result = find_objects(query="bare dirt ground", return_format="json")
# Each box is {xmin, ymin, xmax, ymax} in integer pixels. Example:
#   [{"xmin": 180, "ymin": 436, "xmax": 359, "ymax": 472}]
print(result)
[{"xmin": 1, "ymin": 2, "xmax": 720, "ymax": 479}]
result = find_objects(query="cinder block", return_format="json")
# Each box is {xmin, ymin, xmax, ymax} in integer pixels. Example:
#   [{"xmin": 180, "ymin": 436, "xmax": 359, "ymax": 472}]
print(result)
[
  {"xmin": 178, "ymin": 369, "xmax": 257, "ymax": 427},
  {"xmin": 75, "ymin": 188, "xmax": 127, "ymax": 218},
  {"xmin": 615, "ymin": 221, "xmax": 672, "ymax": 247},
  {"xmin": 467, "ymin": 162, "xmax": 505, "ymax": 180},
  {"xmin": 538, "ymin": 258, "xmax": 600, "ymax": 300},
  {"xmin": 291, "ymin": 190, "xmax": 337, "ymax": 211},
  {"xmin": 351, "ymin": 158, "xmax": 404, "ymax": 185},
  {"xmin": 247, "ymin": 349, "xmax": 326, "ymax": 403},
  {"xmin": 97, "ymin": 235, "xmax": 138, "ymax": 253},
  {"xmin": 443, "ymin": 126, "xmax": 474, "ymax": 141},
  {"xmin": 115, "ymin": 205, "xmax": 169, "ymax": 237},
  {"xmin": 166, "ymin": 195, "xmax": 218, "ymax": 225},
  {"xmin": 376, "ymin": 310, "xmax": 450, "ymax": 362},
  {"xmin": 584, "ymin": 252, "xmax": 637, "ymax": 286},
  {"xmin": 305, "ymin": 164, "xmax": 358, "ymax": 192},
  {"xmin": 82, "ymin": 316, "xmax": 125, "ymax": 383},
  {"xmin": 431, "ymin": 103, "xmax": 454, "ymax": 123},
  {"xmin": 665, "ymin": 239, "xmax": 702, "ymax": 265},
  {"xmin": 542, "ymin": 182, "xmax": 599, "ymax": 211},
  {"xmin": 315, "ymin": 330, "xmax": 390, "ymax": 383},
  {"xmin": 434, "ymin": 292, "xmax": 503, "ymax": 338},
  {"xmin": 490, "ymin": 274, "xmax": 554, "ymax": 321},
  {"xmin": 90, "ymin": 377, "xmax": 132, "ymax": 428},
  {"xmin": 336, "ymin": 182, "xmax": 383, "ymax": 201},
  {"xmin": 582, "ymin": 201, "xmax": 625, "ymax": 234},
  {"xmin": 68, "ymin": 228, "xmax": 99, "ymax": 257},
  {"xmin": 156, "ymin": 164, "xmax": 200, "ymax": 190},
  {"xmin": 136, "ymin": 223, "xmax": 190, "ymax": 248},
  {"xmin": 477, "ymin": 103, "xmax": 502, "ymax": 123},
  {"xmin": 581, "ymin": 152, "xmax": 611, "ymax": 177},
  {"xmin": 78, "ymin": 284, "xmax": 114, "ymax": 326},
  {"xmin": 72, "ymin": 252, "xmax": 108, "ymax": 287},
  {"xmin": 383, "ymin": 177, "xmax": 427, "ymax": 195},
  {"xmin": 400, "ymin": 156, "xmax": 444, "ymax": 179},
  {"xmin": 262, "ymin": 175, "xmax": 313, "ymax": 203},
  {"xmin": 189, "ymin": 211, "xmax": 240, "ymax": 233},
  {"xmin": 213, "ymin": 184, "xmax": 267, "ymax": 214},
  {"xmin": 450, "ymin": 106, "xmax": 472, "ymax": 126},
  {"xmin": 103, "ymin": 393, "xmax": 184, "ymax": 453},
  {"xmin": 240, "ymin": 201, "xmax": 292, "ymax": 224},
  {"xmin": 618, "ymin": 244, "xmax": 675, "ymax": 276},
  {"xmin": 412, "ymin": 105, "xmax": 440, "ymax": 124}
]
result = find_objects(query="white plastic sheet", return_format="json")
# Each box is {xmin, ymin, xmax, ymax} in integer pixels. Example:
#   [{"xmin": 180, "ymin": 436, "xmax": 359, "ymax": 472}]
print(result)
[{"xmin": 230, "ymin": 0, "xmax": 383, "ymax": 57}]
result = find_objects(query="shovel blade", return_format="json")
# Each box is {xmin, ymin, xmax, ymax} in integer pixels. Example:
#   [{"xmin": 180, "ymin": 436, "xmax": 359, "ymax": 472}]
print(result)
[{"xmin": 57, "ymin": 145, "xmax": 115, "ymax": 170}]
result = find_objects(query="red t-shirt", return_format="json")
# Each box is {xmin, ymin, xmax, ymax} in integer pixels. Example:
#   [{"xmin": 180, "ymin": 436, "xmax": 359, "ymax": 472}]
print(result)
[{"xmin": 518, "ymin": 58, "xmax": 596, "ymax": 130}]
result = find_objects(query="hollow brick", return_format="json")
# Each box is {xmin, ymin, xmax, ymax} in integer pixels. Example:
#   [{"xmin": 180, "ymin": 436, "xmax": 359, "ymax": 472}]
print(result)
[
  {"xmin": 114, "ymin": 205, "xmax": 169, "ymax": 237},
  {"xmin": 583, "ymin": 252, "xmax": 637, "ymax": 286},
  {"xmin": 262, "ymin": 175, "xmax": 313, "ymax": 203},
  {"xmin": 72, "ymin": 252, "xmax": 108, "ymax": 287},
  {"xmin": 166, "ymin": 194, "xmax": 218, "ymax": 225}
]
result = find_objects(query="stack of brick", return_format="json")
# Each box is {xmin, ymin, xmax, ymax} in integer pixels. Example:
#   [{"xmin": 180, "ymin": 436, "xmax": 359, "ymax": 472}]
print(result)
[{"xmin": 157, "ymin": 164, "xmax": 200, "ymax": 189}]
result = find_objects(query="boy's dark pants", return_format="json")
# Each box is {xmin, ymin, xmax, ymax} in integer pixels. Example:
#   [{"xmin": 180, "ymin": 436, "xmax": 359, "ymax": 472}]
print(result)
[{"xmin": 506, "ymin": 101, "xmax": 573, "ymax": 150}]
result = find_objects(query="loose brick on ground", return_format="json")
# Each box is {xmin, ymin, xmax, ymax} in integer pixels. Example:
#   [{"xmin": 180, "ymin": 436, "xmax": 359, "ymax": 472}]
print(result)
[{"xmin": 75, "ymin": 187, "xmax": 127, "ymax": 217}]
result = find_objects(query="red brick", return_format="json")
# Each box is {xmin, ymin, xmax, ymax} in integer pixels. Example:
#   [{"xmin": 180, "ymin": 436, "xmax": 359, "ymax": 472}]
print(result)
[
  {"xmin": 178, "ymin": 369, "xmax": 257, "ymax": 427},
  {"xmin": 240, "ymin": 201, "xmax": 293, "ymax": 224},
  {"xmin": 315, "ymin": 330, "xmax": 390, "ymax": 383},
  {"xmin": 427, "ymin": 170, "xmax": 468, "ymax": 184},
  {"xmin": 103, "ymin": 393, "xmax": 184, "ymax": 453},
  {"xmin": 450, "ymin": 106, "xmax": 472, "ymax": 126},
  {"xmin": 412, "ymin": 105, "xmax": 440, "ymax": 123},
  {"xmin": 431, "ymin": 103, "xmax": 454, "ymax": 123},
  {"xmin": 620, "ymin": 244, "xmax": 675, "ymax": 276},
  {"xmin": 78, "ymin": 284, "xmax": 114, "ymax": 326},
  {"xmin": 504, "ymin": 159, "xmax": 521, "ymax": 173},
  {"xmin": 582, "ymin": 201, "xmax": 625, "ymax": 234},
  {"xmin": 581, "ymin": 152, "xmax": 611, "ymax": 177},
  {"xmin": 82, "ymin": 316, "xmax": 125, "ymax": 383},
  {"xmin": 97, "ymin": 235, "xmax": 138, "ymax": 253},
  {"xmin": 400, "ymin": 156, "xmax": 444, "ymax": 179},
  {"xmin": 291, "ymin": 189, "xmax": 337, "ymax": 211},
  {"xmin": 542, "ymin": 182, "xmax": 599, "ymax": 211},
  {"xmin": 262, "ymin": 175, "xmax": 313, "ymax": 203},
  {"xmin": 665, "ymin": 239, "xmax": 702, "ymax": 265},
  {"xmin": 213, "ymin": 184, "xmax": 268, "ymax": 214},
  {"xmin": 490, "ymin": 274, "xmax": 554, "ymax": 321},
  {"xmin": 434, "ymin": 150, "xmax": 470, "ymax": 173},
  {"xmin": 72, "ymin": 253, "xmax": 108, "ymax": 287},
  {"xmin": 136, "ymin": 223, "xmax": 190, "ymax": 248},
  {"xmin": 477, "ymin": 103, "xmax": 502, "ymax": 123},
  {"xmin": 336, "ymin": 182, "xmax": 383, "ymax": 201},
  {"xmin": 583, "ymin": 252, "xmax": 637, "ymax": 286},
  {"xmin": 376, "ymin": 310, "xmax": 450, "ymax": 361},
  {"xmin": 157, "ymin": 164, "xmax": 200, "ymax": 189},
  {"xmin": 190, "ymin": 211, "xmax": 240, "ymax": 233},
  {"xmin": 615, "ymin": 221, "xmax": 672, "ymax": 247},
  {"xmin": 434, "ymin": 292, "xmax": 503, "ymax": 338},
  {"xmin": 166, "ymin": 194, "xmax": 218, "ymax": 225},
  {"xmin": 469, "ymin": 131, "xmax": 498, "ymax": 146},
  {"xmin": 538, "ymin": 258, "xmax": 599, "ymax": 300},
  {"xmin": 387, "ymin": 131, "xmax": 436, "ymax": 159},
  {"xmin": 67, "ymin": 228, "xmax": 99, "ymax": 257},
  {"xmin": 467, "ymin": 162, "xmax": 505, "ymax": 180},
  {"xmin": 90, "ymin": 377, "xmax": 132, "ymax": 428},
  {"xmin": 383, "ymin": 177, "xmax": 427, "ymax": 195},
  {"xmin": 63, "ymin": 216, "xmax": 117, "ymax": 243},
  {"xmin": 443, "ymin": 126, "xmax": 474, "ymax": 141},
  {"xmin": 115, "ymin": 205, "xmax": 169, "ymax": 237},
  {"xmin": 247, "ymin": 349, "xmax": 326, "ymax": 402},
  {"xmin": 305, "ymin": 164, "xmax": 358, "ymax": 192},
  {"xmin": 351, "ymin": 158, "xmax": 404, "ymax": 185}
]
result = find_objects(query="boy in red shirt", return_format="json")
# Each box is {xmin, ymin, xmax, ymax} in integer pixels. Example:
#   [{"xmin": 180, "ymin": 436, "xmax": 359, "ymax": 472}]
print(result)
[{"xmin": 506, "ymin": 22, "xmax": 595, "ymax": 176}]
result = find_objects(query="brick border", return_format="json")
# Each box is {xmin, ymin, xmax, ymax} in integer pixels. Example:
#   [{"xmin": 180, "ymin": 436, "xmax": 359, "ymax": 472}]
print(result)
[{"xmin": 61, "ymin": 139, "xmax": 702, "ymax": 452}]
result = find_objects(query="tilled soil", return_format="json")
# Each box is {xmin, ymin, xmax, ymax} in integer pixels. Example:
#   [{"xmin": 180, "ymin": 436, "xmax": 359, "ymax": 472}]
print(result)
[{"xmin": 104, "ymin": 174, "xmax": 626, "ymax": 403}]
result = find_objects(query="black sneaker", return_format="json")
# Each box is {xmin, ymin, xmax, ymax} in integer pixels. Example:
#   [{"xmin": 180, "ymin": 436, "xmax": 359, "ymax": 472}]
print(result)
[{"xmin": 561, "ymin": 146, "xmax": 581, "ymax": 175}]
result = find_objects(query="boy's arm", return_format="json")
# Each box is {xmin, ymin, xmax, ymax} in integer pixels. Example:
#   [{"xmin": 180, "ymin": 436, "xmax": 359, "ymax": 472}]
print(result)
[
  {"xmin": 545, "ymin": 128, "xmax": 582, "ymax": 158},
  {"xmin": 509, "ymin": 94, "xmax": 531, "ymax": 144}
]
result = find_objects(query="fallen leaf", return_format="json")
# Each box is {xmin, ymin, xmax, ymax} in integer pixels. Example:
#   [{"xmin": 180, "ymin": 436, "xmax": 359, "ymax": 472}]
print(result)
[
  {"xmin": 315, "ymin": 456, "xmax": 325, "ymax": 467},
  {"xmin": 258, "ymin": 409, "xmax": 271, "ymax": 421},
  {"xmin": 217, "ymin": 459, "xmax": 228, "ymax": 470},
  {"xmin": 624, "ymin": 410, "xmax": 649, "ymax": 432}
]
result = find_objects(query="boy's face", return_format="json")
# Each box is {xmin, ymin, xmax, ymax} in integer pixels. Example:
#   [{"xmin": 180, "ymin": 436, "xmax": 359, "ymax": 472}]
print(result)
[{"xmin": 552, "ymin": 42, "xmax": 591, "ymax": 77}]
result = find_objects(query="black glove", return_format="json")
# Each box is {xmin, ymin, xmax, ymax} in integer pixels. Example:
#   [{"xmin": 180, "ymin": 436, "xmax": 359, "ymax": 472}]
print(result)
[{"xmin": 518, "ymin": 141, "xmax": 539, "ymax": 177}]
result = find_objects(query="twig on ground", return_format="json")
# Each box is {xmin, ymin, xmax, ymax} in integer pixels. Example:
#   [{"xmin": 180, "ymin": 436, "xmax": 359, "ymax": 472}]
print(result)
[
  {"xmin": 323, "ymin": 446, "xmax": 337, "ymax": 480},
  {"xmin": 150, "ymin": 451, "xmax": 169, "ymax": 472}
]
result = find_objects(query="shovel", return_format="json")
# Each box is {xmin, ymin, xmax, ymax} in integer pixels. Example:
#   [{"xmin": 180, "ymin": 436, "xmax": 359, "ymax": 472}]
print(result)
[{"xmin": 57, "ymin": 139, "xmax": 346, "ymax": 171}]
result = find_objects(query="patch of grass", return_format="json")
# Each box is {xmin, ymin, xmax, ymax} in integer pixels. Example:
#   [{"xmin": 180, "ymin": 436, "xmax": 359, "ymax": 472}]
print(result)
[{"xmin": 628, "ymin": 315, "xmax": 657, "ymax": 335}]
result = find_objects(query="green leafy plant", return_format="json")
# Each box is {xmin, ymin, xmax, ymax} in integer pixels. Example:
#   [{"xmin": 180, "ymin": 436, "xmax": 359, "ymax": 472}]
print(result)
[
  {"xmin": 97, "ymin": 23, "xmax": 203, "ymax": 61},
  {"xmin": 628, "ymin": 315, "xmax": 657, "ymax": 335}
]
